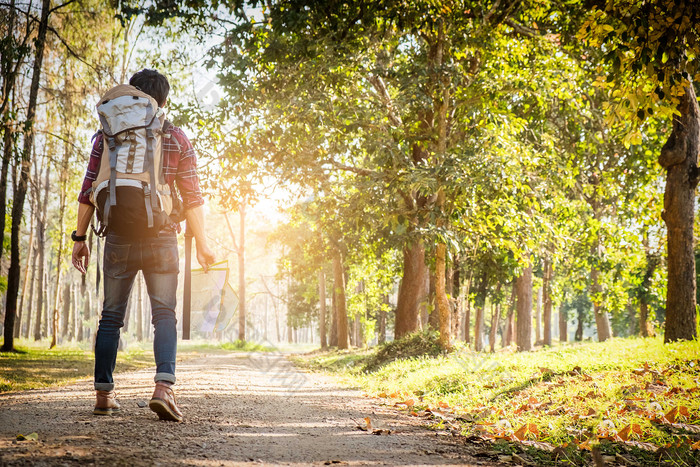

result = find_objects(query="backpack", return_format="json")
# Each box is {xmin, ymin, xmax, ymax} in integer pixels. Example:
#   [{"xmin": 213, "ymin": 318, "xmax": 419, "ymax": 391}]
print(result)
[{"xmin": 89, "ymin": 84, "xmax": 177, "ymax": 237}]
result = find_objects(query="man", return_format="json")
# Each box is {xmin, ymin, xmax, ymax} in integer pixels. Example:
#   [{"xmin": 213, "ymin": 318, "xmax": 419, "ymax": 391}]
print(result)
[{"xmin": 71, "ymin": 69, "xmax": 214, "ymax": 422}]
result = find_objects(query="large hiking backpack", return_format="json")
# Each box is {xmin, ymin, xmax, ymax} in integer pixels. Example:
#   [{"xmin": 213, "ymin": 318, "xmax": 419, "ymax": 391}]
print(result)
[{"xmin": 89, "ymin": 84, "xmax": 177, "ymax": 237}]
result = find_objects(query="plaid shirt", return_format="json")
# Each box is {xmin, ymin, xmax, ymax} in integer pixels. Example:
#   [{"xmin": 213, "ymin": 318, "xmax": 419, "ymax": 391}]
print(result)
[{"xmin": 78, "ymin": 125, "xmax": 204, "ymax": 211}]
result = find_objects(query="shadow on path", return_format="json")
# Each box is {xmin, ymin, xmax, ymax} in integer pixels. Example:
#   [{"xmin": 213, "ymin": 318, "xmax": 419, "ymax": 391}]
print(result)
[{"xmin": 0, "ymin": 353, "xmax": 490, "ymax": 466}]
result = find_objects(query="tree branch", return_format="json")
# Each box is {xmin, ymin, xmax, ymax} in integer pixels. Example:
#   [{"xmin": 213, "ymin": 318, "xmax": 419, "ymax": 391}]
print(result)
[
  {"xmin": 367, "ymin": 74, "xmax": 403, "ymax": 127},
  {"xmin": 49, "ymin": 0, "xmax": 76, "ymax": 14},
  {"xmin": 505, "ymin": 19, "xmax": 541, "ymax": 38},
  {"xmin": 322, "ymin": 159, "xmax": 378, "ymax": 177}
]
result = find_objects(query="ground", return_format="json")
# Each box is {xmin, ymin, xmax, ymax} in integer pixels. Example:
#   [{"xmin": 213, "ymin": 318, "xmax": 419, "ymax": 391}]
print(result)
[{"xmin": 0, "ymin": 351, "xmax": 488, "ymax": 466}]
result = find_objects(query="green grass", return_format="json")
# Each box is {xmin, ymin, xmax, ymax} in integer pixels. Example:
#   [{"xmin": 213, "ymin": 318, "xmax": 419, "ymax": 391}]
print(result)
[
  {"xmin": 296, "ymin": 335, "xmax": 700, "ymax": 465},
  {"xmin": 0, "ymin": 339, "xmax": 153, "ymax": 393},
  {"xmin": 0, "ymin": 337, "xmax": 275, "ymax": 393}
]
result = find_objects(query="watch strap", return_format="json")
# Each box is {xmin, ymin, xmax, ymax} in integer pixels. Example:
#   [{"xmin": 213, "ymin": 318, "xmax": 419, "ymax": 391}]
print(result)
[{"xmin": 71, "ymin": 230, "xmax": 87, "ymax": 242}]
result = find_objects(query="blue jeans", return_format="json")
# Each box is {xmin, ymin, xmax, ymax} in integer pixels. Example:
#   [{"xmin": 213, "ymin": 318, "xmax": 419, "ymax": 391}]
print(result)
[{"xmin": 94, "ymin": 232, "xmax": 179, "ymax": 391}]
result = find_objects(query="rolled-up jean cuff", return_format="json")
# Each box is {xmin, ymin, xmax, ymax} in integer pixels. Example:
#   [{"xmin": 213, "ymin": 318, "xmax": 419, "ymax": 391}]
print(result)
[
  {"xmin": 95, "ymin": 382, "xmax": 115, "ymax": 391},
  {"xmin": 154, "ymin": 373, "xmax": 176, "ymax": 384}
]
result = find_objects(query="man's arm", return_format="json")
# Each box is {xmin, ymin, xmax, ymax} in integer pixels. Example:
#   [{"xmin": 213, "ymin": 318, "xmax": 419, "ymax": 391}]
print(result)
[
  {"xmin": 185, "ymin": 205, "xmax": 215, "ymax": 272},
  {"xmin": 72, "ymin": 202, "xmax": 95, "ymax": 275}
]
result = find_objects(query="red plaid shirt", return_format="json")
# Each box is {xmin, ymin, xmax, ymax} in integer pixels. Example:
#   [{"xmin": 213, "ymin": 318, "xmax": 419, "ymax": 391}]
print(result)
[{"xmin": 78, "ymin": 125, "xmax": 204, "ymax": 211}]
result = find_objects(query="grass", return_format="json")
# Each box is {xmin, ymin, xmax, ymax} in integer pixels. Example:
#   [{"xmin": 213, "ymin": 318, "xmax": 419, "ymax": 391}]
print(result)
[
  {"xmin": 296, "ymin": 335, "xmax": 700, "ymax": 466},
  {"xmin": 0, "ymin": 337, "xmax": 275, "ymax": 393},
  {"xmin": 0, "ymin": 339, "xmax": 153, "ymax": 393}
]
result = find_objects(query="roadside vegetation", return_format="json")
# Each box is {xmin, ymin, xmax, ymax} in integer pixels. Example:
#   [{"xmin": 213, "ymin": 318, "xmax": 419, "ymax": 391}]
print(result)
[
  {"xmin": 0, "ymin": 339, "xmax": 274, "ymax": 393},
  {"xmin": 297, "ymin": 334, "xmax": 700, "ymax": 466}
]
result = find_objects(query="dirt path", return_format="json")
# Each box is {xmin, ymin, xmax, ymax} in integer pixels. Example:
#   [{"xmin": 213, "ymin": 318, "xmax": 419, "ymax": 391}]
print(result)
[{"xmin": 0, "ymin": 352, "xmax": 490, "ymax": 466}]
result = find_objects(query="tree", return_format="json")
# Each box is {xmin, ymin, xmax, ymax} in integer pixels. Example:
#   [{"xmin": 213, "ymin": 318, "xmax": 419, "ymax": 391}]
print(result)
[
  {"xmin": 580, "ymin": 0, "xmax": 700, "ymax": 342},
  {"xmin": 2, "ymin": 0, "xmax": 51, "ymax": 352}
]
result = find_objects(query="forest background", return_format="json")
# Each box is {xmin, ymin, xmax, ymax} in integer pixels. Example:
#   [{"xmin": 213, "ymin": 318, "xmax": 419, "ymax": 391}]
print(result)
[{"xmin": 1, "ymin": 0, "xmax": 700, "ymax": 356}]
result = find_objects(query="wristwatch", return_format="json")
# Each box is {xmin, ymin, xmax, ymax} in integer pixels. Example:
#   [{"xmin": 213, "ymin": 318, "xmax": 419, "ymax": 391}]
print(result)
[{"xmin": 71, "ymin": 230, "xmax": 87, "ymax": 242}]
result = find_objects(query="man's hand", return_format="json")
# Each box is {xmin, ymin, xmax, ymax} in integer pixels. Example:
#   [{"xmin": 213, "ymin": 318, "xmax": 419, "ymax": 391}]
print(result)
[
  {"xmin": 72, "ymin": 241, "xmax": 90, "ymax": 274},
  {"xmin": 196, "ymin": 243, "xmax": 215, "ymax": 272}
]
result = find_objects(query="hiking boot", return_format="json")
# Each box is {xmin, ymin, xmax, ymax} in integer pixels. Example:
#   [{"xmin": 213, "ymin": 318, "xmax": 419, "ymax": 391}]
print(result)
[
  {"xmin": 149, "ymin": 382, "xmax": 182, "ymax": 422},
  {"xmin": 93, "ymin": 390, "xmax": 120, "ymax": 415}
]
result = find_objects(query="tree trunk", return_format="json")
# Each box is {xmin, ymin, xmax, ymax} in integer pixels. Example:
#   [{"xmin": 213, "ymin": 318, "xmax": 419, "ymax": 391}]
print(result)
[
  {"xmin": 0, "ymin": 115, "xmax": 13, "ymax": 265},
  {"xmin": 639, "ymin": 235, "xmax": 658, "ymax": 338},
  {"xmin": 516, "ymin": 261, "xmax": 533, "ymax": 351},
  {"xmin": 590, "ymin": 260, "xmax": 612, "ymax": 342},
  {"xmin": 0, "ymin": 0, "xmax": 21, "ymax": 267},
  {"xmin": 435, "ymin": 239, "xmax": 452, "ymax": 350},
  {"xmin": 238, "ymin": 204, "xmax": 246, "ymax": 342},
  {"xmin": 575, "ymin": 307, "xmax": 584, "ymax": 341},
  {"xmin": 62, "ymin": 282, "xmax": 71, "ymax": 341},
  {"xmin": 318, "ymin": 269, "xmax": 327, "ymax": 348},
  {"xmin": 427, "ymin": 270, "xmax": 438, "ymax": 330},
  {"xmin": 15, "ymin": 206, "xmax": 35, "ymax": 338},
  {"xmin": 33, "ymin": 155, "xmax": 51, "ymax": 341},
  {"xmin": 78, "ymin": 273, "xmax": 89, "ymax": 342},
  {"xmin": 489, "ymin": 303, "xmax": 500, "ymax": 353},
  {"xmin": 460, "ymin": 274, "xmax": 471, "ymax": 341},
  {"xmin": 22, "ymin": 240, "xmax": 38, "ymax": 339},
  {"xmin": 332, "ymin": 248, "xmax": 349, "ymax": 349},
  {"xmin": 535, "ymin": 286, "xmax": 542, "ymax": 344},
  {"xmin": 329, "ymin": 285, "xmax": 338, "ymax": 347},
  {"xmin": 449, "ymin": 262, "xmax": 460, "ymax": 339},
  {"xmin": 543, "ymin": 258, "xmax": 553, "ymax": 347},
  {"xmin": 1, "ymin": 0, "xmax": 51, "ymax": 352},
  {"xmin": 504, "ymin": 282, "xmax": 516, "ymax": 347},
  {"xmin": 394, "ymin": 241, "xmax": 427, "ymax": 338},
  {"xmin": 473, "ymin": 271, "xmax": 488, "ymax": 352},
  {"xmin": 378, "ymin": 294, "xmax": 388, "ymax": 344},
  {"xmin": 432, "ymin": 22, "xmax": 451, "ymax": 350},
  {"xmin": 559, "ymin": 306, "xmax": 568, "ymax": 343},
  {"xmin": 474, "ymin": 304, "xmax": 484, "ymax": 352},
  {"xmin": 463, "ymin": 288, "xmax": 471, "ymax": 346},
  {"xmin": 659, "ymin": 84, "xmax": 700, "ymax": 343},
  {"xmin": 50, "ymin": 187, "xmax": 68, "ymax": 349}
]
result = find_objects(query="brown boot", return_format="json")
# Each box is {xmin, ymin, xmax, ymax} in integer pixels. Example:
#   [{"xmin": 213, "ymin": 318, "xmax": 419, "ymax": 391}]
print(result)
[
  {"xmin": 93, "ymin": 390, "xmax": 120, "ymax": 415},
  {"xmin": 149, "ymin": 382, "xmax": 183, "ymax": 422}
]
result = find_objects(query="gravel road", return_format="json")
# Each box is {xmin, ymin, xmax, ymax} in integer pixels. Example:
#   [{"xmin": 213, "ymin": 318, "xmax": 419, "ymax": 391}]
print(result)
[{"xmin": 0, "ymin": 351, "xmax": 488, "ymax": 466}]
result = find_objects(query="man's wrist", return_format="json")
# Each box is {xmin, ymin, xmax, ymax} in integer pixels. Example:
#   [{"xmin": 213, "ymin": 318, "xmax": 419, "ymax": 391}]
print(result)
[{"xmin": 71, "ymin": 230, "xmax": 87, "ymax": 242}]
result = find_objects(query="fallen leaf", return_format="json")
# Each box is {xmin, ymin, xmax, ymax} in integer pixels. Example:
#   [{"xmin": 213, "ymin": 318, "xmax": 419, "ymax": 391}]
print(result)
[
  {"xmin": 615, "ymin": 425, "xmax": 631, "ymax": 441},
  {"xmin": 438, "ymin": 401, "xmax": 449, "ymax": 409},
  {"xmin": 664, "ymin": 407, "xmax": 678, "ymax": 423},
  {"xmin": 378, "ymin": 392, "xmax": 387, "ymax": 398},
  {"xmin": 410, "ymin": 411, "xmax": 418, "ymax": 417},
  {"xmin": 669, "ymin": 423, "xmax": 700, "ymax": 434},
  {"xmin": 622, "ymin": 440, "xmax": 659, "ymax": 452},
  {"xmin": 513, "ymin": 424, "xmax": 529, "ymax": 441},
  {"xmin": 16, "ymin": 432, "xmax": 38, "ymax": 441},
  {"xmin": 574, "ymin": 438, "xmax": 593, "ymax": 451}
]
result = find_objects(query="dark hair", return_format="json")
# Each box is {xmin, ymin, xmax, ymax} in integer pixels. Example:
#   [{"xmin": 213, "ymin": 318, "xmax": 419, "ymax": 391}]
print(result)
[{"xmin": 129, "ymin": 69, "xmax": 170, "ymax": 107}]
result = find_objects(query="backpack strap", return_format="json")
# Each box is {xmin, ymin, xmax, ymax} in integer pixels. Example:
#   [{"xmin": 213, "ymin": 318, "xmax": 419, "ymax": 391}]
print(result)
[
  {"xmin": 145, "ymin": 128, "xmax": 157, "ymax": 229},
  {"xmin": 105, "ymin": 136, "xmax": 119, "ymax": 225}
]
